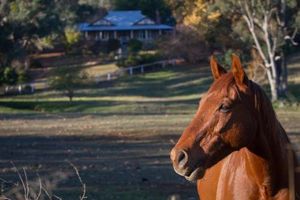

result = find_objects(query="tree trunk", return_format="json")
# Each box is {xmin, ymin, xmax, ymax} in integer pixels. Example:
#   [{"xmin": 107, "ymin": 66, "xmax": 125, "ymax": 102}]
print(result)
[
  {"xmin": 280, "ymin": 51, "xmax": 288, "ymax": 96},
  {"xmin": 266, "ymin": 67, "xmax": 279, "ymax": 102}
]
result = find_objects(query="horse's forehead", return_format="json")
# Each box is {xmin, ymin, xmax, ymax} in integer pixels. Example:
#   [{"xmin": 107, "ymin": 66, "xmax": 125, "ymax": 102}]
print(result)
[{"xmin": 207, "ymin": 73, "xmax": 235, "ymax": 98}]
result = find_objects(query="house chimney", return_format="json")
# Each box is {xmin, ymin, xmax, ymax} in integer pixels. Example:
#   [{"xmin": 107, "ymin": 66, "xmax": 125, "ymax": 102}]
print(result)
[{"xmin": 156, "ymin": 10, "xmax": 161, "ymax": 24}]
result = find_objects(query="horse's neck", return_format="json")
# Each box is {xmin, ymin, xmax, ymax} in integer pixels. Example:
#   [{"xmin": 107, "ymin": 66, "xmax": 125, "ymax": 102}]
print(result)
[
  {"xmin": 247, "ymin": 113, "xmax": 289, "ymax": 193},
  {"xmin": 249, "ymin": 82, "xmax": 289, "ymax": 188}
]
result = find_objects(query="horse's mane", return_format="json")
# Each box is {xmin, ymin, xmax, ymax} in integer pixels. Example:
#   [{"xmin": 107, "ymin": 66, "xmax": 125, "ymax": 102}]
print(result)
[{"xmin": 248, "ymin": 80, "xmax": 290, "ymax": 146}]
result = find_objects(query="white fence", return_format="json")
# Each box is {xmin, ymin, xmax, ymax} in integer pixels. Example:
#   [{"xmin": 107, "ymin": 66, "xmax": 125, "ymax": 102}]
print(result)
[
  {"xmin": 1, "ymin": 59, "xmax": 184, "ymax": 95},
  {"xmin": 94, "ymin": 59, "xmax": 184, "ymax": 84}
]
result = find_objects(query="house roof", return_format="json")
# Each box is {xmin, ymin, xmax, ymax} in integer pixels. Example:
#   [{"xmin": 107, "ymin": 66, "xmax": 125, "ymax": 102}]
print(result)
[
  {"xmin": 79, "ymin": 10, "xmax": 173, "ymax": 31},
  {"xmin": 105, "ymin": 10, "xmax": 145, "ymax": 26}
]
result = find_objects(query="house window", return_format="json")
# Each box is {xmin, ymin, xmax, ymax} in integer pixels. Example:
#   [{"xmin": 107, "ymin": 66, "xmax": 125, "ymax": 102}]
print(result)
[
  {"xmin": 147, "ymin": 30, "xmax": 153, "ymax": 39},
  {"xmin": 138, "ymin": 30, "xmax": 145, "ymax": 40},
  {"xmin": 102, "ymin": 32, "xmax": 109, "ymax": 40}
]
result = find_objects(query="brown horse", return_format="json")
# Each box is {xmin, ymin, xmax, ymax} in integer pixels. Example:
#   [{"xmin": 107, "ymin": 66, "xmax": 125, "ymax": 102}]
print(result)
[{"xmin": 170, "ymin": 55, "xmax": 299, "ymax": 200}]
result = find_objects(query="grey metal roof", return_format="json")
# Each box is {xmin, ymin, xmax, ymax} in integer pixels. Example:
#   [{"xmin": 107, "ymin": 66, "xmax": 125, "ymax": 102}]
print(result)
[
  {"xmin": 79, "ymin": 10, "xmax": 173, "ymax": 32},
  {"xmin": 104, "ymin": 10, "xmax": 145, "ymax": 26}
]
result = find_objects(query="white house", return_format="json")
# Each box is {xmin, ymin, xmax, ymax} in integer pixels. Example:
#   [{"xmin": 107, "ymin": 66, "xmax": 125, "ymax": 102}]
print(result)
[{"xmin": 79, "ymin": 10, "xmax": 173, "ymax": 42}]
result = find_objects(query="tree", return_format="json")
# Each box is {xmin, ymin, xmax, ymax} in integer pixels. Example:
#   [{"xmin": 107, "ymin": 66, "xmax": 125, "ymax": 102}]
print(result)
[
  {"xmin": 64, "ymin": 27, "xmax": 81, "ymax": 53},
  {"xmin": 0, "ymin": 0, "xmax": 98, "ymax": 71},
  {"xmin": 214, "ymin": 0, "xmax": 300, "ymax": 101},
  {"xmin": 166, "ymin": 0, "xmax": 248, "ymax": 53},
  {"xmin": 48, "ymin": 67, "xmax": 86, "ymax": 102},
  {"xmin": 167, "ymin": 0, "xmax": 300, "ymax": 101},
  {"xmin": 113, "ymin": 0, "xmax": 175, "ymax": 24},
  {"xmin": 158, "ymin": 25, "xmax": 209, "ymax": 63}
]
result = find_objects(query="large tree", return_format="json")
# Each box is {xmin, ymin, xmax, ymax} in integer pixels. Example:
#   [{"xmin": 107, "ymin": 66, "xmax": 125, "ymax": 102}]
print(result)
[
  {"xmin": 0, "ymin": 0, "xmax": 98, "ymax": 85},
  {"xmin": 168, "ymin": 0, "xmax": 300, "ymax": 101},
  {"xmin": 0, "ymin": 0, "xmax": 97, "ymax": 67},
  {"xmin": 113, "ymin": 0, "xmax": 175, "ymax": 24},
  {"xmin": 214, "ymin": 0, "xmax": 300, "ymax": 101}
]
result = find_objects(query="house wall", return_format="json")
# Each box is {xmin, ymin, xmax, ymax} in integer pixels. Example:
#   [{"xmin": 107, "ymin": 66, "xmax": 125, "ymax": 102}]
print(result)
[{"xmin": 84, "ymin": 29, "xmax": 171, "ymax": 42}]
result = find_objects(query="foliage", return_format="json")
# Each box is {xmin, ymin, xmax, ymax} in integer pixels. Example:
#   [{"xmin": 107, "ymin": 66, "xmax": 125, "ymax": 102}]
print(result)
[
  {"xmin": 117, "ymin": 53, "xmax": 162, "ymax": 67},
  {"xmin": 64, "ymin": 27, "xmax": 82, "ymax": 53},
  {"xmin": 128, "ymin": 39, "xmax": 143, "ymax": 53},
  {"xmin": 17, "ymin": 70, "xmax": 30, "ymax": 84},
  {"xmin": 167, "ymin": 0, "xmax": 300, "ymax": 101},
  {"xmin": 2, "ymin": 67, "xmax": 18, "ymax": 85},
  {"xmin": 30, "ymin": 59, "xmax": 44, "ymax": 68},
  {"xmin": 113, "ymin": 0, "xmax": 175, "ymax": 24},
  {"xmin": 158, "ymin": 25, "xmax": 209, "ymax": 63},
  {"xmin": 48, "ymin": 67, "xmax": 86, "ymax": 102},
  {"xmin": 106, "ymin": 39, "xmax": 121, "ymax": 53},
  {"xmin": 0, "ymin": 0, "xmax": 99, "ymax": 76},
  {"xmin": 0, "ymin": 66, "xmax": 30, "ymax": 85}
]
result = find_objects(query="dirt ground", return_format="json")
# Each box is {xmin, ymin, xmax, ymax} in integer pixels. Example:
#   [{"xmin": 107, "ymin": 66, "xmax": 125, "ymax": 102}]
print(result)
[
  {"xmin": 0, "ymin": 113, "xmax": 199, "ymax": 200},
  {"xmin": 0, "ymin": 110, "xmax": 299, "ymax": 200}
]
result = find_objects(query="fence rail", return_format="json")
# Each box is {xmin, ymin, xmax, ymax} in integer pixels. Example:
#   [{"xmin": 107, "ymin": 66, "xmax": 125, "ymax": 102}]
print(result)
[
  {"xmin": 1, "ymin": 59, "xmax": 184, "ymax": 95},
  {"xmin": 94, "ymin": 59, "xmax": 184, "ymax": 84}
]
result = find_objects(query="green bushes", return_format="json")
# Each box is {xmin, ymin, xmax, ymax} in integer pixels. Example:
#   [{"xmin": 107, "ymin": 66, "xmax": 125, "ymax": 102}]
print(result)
[
  {"xmin": 3, "ymin": 67, "xmax": 18, "ymax": 85},
  {"xmin": 0, "ymin": 67, "xmax": 31, "ymax": 86},
  {"xmin": 116, "ymin": 53, "xmax": 162, "ymax": 67},
  {"xmin": 107, "ymin": 39, "xmax": 121, "ymax": 53},
  {"xmin": 30, "ymin": 60, "xmax": 43, "ymax": 68},
  {"xmin": 128, "ymin": 39, "xmax": 143, "ymax": 53}
]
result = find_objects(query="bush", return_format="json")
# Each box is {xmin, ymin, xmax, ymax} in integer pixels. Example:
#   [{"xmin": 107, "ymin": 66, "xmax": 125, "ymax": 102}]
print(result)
[
  {"xmin": 117, "ymin": 53, "xmax": 162, "ymax": 67},
  {"xmin": 138, "ymin": 53, "xmax": 161, "ymax": 64},
  {"xmin": 3, "ymin": 67, "xmax": 18, "ymax": 85},
  {"xmin": 128, "ymin": 39, "xmax": 143, "ymax": 53},
  {"xmin": 30, "ymin": 59, "xmax": 43, "ymax": 68},
  {"xmin": 107, "ymin": 39, "xmax": 120, "ymax": 53},
  {"xmin": 124, "ymin": 55, "xmax": 140, "ymax": 66},
  {"xmin": 17, "ymin": 70, "xmax": 30, "ymax": 84}
]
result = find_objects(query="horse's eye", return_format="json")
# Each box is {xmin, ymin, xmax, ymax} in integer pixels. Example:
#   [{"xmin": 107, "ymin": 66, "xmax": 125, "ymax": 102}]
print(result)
[{"xmin": 219, "ymin": 104, "xmax": 230, "ymax": 113}]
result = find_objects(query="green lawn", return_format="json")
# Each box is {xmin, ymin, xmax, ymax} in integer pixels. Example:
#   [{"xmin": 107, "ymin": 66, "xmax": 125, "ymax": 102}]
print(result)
[{"xmin": 0, "ymin": 64, "xmax": 212, "ymax": 114}]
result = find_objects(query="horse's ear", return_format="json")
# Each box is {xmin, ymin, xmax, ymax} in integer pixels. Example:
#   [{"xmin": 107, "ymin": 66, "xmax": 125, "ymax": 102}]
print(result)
[
  {"xmin": 231, "ymin": 54, "xmax": 248, "ymax": 89},
  {"xmin": 210, "ymin": 56, "xmax": 227, "ymax": 80}
]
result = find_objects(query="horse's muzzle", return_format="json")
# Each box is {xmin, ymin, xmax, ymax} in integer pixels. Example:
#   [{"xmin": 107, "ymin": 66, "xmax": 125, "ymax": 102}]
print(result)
[{"xmin": 170, "ymin": 148, "xmax": 206, "ymax": 182}]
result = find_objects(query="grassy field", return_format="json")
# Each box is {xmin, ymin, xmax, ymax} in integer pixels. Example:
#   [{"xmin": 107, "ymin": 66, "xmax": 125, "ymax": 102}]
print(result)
[{"xmin": 0, "ymin": 57, "xmax": 300, "ymax": 199}]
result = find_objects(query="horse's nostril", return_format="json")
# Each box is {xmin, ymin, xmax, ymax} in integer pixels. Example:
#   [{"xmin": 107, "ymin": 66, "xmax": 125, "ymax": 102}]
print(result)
[{"xmin": 177, "ymin": 150, "xmax": 188, "ymax": 168}]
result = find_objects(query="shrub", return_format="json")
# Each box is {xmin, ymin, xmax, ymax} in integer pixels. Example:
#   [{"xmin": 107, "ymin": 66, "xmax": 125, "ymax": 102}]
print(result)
[
  {"xmin": 124, "ymin": 55, "xmax": 140, "ymax": 66},
  {"xmin": 3, "ymin": 67, "xmax": 18, "ymax": 85},
  {"xmin": 107, "ymin": 39, "xmax": 120, "ymax": 53},
  {"xmin": 128, "ymin": 39, "xmax": 143, "ymax": 53},
  {"xmin": 17, "ymin": 70, "xmax": 30, "ymax": 84},
  {"xmin": 30, "ymin": 59, "xmax": 43, "ymax": 68},
  {"xmin": 138, "ymin": 53, "xmax": 161, "ymax": 64},
  {"xmin": 117, "ymin": 53, "xmax": 162, "ymax": 67}
]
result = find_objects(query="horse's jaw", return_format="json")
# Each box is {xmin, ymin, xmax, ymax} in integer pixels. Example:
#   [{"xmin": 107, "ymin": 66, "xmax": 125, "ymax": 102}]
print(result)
[{"xmin": 184, "ymin": 167, "xmax": 206, "ymax": 182}]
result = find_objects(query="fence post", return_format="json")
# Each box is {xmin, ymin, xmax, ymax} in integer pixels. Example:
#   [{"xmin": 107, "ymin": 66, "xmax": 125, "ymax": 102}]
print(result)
[
  {"xmin": 18, "ymin": 85, "xmax": 22, "ymax": 94},
  {"xmin": 162, "ymin": 61, "xmax": 166, "ymax": 68},
  {"xmin": 107, "ymin": 73, "xmax": 111, "ymax": 81},
  {"xmin": 95, "ymin": 75, "xmax": 100, "ymax": 84},
  {"xmin": 141, "ymin": 65, "xmax": 144, "ymax": 73},
  {"xmin": 30, "ymin": 83, "xmax": 35, "ymax": 93},
  {"xmin": 129, "ymin": 67, "xmax": 133, "ymax": 75}
]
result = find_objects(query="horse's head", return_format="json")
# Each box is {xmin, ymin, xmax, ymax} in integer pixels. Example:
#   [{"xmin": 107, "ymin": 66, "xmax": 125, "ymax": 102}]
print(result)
[{"xmin": 170, "ymin": 55, "xmax": 258, "ymax": 182}]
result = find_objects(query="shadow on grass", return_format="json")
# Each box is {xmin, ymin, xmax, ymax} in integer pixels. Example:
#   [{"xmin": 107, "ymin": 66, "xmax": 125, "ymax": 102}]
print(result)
[
  {"xmin": 0, "ymin": 134, "xmax": 197, "ymax": 200},
  {"xmin": 78, "ymin": 68, "xmax": 213, "ymax": 98},
  {"xmin": 0, "ymin": 98, "xmax": 199, "ymax": 118}
]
